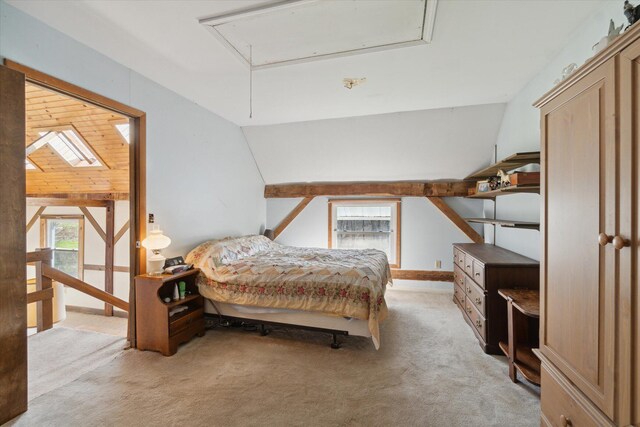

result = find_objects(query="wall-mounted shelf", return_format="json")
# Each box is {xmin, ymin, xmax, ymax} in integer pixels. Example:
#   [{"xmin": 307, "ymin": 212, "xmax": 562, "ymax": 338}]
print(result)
[
  {"xmin": 465, "ymin": 218, "xmax": 539, "ymax": 230},
  {"xmin": 465, "ymin": 152, "xmax": 541, "ymax": 181},
  {"xmin": 467, "ymin": 186, "xmax": 540, "ymax": 199}
]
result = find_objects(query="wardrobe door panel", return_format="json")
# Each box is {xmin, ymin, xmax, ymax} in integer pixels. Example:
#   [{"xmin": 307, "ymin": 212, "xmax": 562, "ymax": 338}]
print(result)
[
  {"xmin": 620, "ymin": 37, "xmax": 640, "ymax": 427},
  {"xmin": 540, "ymin": 58, "xmax": 616, "ymax": 418}
]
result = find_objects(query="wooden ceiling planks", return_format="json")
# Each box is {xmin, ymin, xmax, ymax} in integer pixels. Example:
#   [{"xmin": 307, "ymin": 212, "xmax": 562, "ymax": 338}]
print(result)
[{"xmin": 25, "ymin": 82, "xmax": 130, "ymax": 195}]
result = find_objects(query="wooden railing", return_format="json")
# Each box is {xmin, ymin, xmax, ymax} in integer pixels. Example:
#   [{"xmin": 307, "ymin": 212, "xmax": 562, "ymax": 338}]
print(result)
[{"xmin": 26, "ymin": 248, "xmax": 129, "ymax": 332}]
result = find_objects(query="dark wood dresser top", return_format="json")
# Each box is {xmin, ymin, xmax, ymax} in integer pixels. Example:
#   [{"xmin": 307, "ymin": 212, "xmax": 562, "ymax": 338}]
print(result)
[{"xmin": 454, "ymin": 243, "xmax": 538, "ymax": 266}]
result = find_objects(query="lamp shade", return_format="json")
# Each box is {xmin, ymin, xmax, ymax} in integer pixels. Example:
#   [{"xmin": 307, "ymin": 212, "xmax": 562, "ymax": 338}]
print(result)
[{"xmin": 141, "ymin": 228, "xmax": 171, "ymax": 251}]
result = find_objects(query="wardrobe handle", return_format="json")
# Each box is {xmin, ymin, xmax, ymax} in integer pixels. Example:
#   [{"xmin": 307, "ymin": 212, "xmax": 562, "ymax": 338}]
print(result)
[
  {"xmin": 598, "ymin": 233, "xmax": 613, "ymax": 246},
  {"xmin": 560, "ymin": 414, "xmax": 572, "ymax": 427},
  {"xmin": 613, "ymin": 236, "xmax": 630, "ymax": 250}
]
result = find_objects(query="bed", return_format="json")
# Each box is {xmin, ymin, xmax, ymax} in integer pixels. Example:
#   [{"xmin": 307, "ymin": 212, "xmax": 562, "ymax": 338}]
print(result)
[{"xmin": 185, "ymin": 235, "xmax": 391, "ymax": 349}]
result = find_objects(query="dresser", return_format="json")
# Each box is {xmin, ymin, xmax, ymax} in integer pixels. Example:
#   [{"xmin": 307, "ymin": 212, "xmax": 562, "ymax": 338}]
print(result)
[
  {"xmin": 534, "ymin": 24, "xmax": 640, "ymax": 427},
  {"xmin": 453, "ymin": 243, "xmax": 539, "ymax": 354}
]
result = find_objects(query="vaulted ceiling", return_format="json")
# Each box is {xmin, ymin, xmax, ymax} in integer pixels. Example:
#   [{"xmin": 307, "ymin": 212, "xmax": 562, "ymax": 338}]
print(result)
[
  {"xmin": 26, "ymin": 83, "xmax": 130, "ymax": 195},
  {"xmin": 8, "ymin": 0, "xmax": 608, "ymax": 126}
]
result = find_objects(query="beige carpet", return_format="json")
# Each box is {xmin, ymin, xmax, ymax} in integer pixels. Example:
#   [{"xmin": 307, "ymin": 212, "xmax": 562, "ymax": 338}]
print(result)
[
  {"xmin": 9, "ymin": 287, "xmax": 539, "ymax": 426},
  {"xmin": 27, "ymin": 327, "xmax": 125, "ymax": 401}
]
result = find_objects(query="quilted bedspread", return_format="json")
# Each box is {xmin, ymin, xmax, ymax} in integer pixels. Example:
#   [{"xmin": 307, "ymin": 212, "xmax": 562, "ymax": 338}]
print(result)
[{"xmin": 186, "ymin": 235, "xmax": 391, "ymax": 348}]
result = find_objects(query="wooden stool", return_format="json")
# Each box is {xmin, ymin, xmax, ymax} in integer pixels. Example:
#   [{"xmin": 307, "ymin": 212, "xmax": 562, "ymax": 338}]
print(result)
[{"xmin": 498, "ymin": 289, "xmax": 541, "ymax": 386}]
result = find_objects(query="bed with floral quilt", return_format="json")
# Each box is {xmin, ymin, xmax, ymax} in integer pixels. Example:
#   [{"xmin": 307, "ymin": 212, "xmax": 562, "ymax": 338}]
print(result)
[{"xmin": 185, "ymin": 235, "xmax": 392, "ymax": 349}]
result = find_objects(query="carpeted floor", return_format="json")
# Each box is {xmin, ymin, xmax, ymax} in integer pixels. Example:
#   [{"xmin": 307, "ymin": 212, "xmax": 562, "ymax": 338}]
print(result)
[{"xmin": 9, "ymin": 287, "xmax": 540, "ymax": 426}]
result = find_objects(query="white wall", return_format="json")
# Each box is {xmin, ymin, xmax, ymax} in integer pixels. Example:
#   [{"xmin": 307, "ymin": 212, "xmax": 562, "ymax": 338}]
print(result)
[
  {"xmin": 490, "ymin": 0, "xmax": 625, "ymax": 260},
  {"xmin": 267, "ymin": 197, "xmax": 484, "ymax": 272},
  {"xmin": 0, "ymin": 1, "xmax": 266, "ymax": 261},
  {"xmin": 26, "ymin": 203, "xmax": 130, "ymax": 313},
  {"xmin": 244, "ymin": 104, "xmax": 506, "ymax": 183}
]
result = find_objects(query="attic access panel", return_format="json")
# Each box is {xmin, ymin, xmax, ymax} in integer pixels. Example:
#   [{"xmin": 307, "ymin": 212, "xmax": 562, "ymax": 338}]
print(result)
[{"xmin": 199, "ymin": 0, "xmax": 437, "ymax": 70}]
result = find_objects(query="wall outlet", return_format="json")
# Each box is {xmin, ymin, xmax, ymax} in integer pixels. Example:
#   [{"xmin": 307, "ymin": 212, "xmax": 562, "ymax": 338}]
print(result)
[
  {"xmin": 435, "ymin": 260, "xmax": 442, "ymax": 269},
  {"xmin": 148, "ymin": 213, "xmax": 155, "ymax": 224}
]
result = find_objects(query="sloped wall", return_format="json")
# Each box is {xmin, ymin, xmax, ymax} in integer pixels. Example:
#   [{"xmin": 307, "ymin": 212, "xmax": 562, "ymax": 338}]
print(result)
[
  {"xmin": 490, "ymin": 0, "xmax": 625, "ymax": 260},
  {"xmin": 0, "ymin": 1, "xmax": 266, "ymax": 259}
]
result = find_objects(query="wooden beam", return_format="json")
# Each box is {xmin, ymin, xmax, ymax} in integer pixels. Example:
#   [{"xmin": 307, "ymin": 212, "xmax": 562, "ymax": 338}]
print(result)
[
  {"xmin": 104, "ymin": 200, "xmax": 115, "ymax": 316},
  {"xmin": 26, "ymin": 206, "xmax": 46, "ymax": 233},
  {"xmin": 26, "ymin": 248, "xmax": 53, "ymax": 264},
  {"xmin": 426, "ymin": 197, "xmax": 484, "ymax": 244},
  {"xmin": 264, "ymin": 181, "xmax": 473, "ymax": 198},
  {"xmin": 28, "ymin": 198, "xmax": 109, "ymax": 207},
  {"xmin": 27, "ymin": 288, "xmax": 54, "ymax": 305},
  {"xmin": 0, "ymin": 65, "xmax": 28, "ymax": 424},
  {"xmin": 114, "ymin": 219, "xmax": 130, "ymax": 244},
  {"xmin": 42, "ymin": 264, "xmax": 129, "ymax": 312},
  {"xmin": 79, "ymin": 207, "xmax": 107, "ymax": 241},
  {"xmin": 84, "ymin": 264, "xmax": 130, "ymax": 273},
  {"xmin": 26, "ymin": 192, "xmax": 129, "ymax": 201},
  {"xmin": 273, "ymin": 197, "xmax": 314, "ymax": 239},
  {"xmin": 391, "ymin": 269, "xmax": 454, "ymax": 282},
  {"xmin": 35, "ymin": 255, "xmax": 54, "ymax": 332}
]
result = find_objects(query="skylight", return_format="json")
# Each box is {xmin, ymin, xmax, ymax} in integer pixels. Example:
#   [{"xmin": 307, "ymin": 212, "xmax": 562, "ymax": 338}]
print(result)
[
  {"xmin": 115, "ymin": 123, "xmax": 130, "ymax": 144},
  {"xmin": 25, "ymin": 159, "xmax": 37, "ymax": 170},
  {"xmin": 26, "ymin": 129, "xmax": 102, "ymax": 168}
]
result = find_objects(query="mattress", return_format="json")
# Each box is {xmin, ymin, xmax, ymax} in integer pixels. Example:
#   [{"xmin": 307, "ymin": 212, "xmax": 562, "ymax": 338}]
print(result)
[{"xmin": 186, "ymin": 235, "xmax": 391, "ymax": 348}]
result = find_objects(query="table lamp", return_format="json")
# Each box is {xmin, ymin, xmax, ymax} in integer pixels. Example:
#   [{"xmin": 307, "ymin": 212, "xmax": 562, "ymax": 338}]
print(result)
[{"xmin": 141, "ymin": 226, "xmax": 171, "ymax": 275}]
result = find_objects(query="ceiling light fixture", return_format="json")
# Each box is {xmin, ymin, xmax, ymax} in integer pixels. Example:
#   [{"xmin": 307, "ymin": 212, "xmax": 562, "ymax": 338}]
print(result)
[{"xmin": 343, "ymin": 78, "xmax": 367, "ymax": 90}]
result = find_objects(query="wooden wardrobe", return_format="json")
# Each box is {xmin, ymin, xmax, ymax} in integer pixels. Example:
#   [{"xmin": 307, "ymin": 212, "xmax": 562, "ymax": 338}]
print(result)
[{"xmin": 534, "ymin": 24, "xmax": 640, "ymax": 426}]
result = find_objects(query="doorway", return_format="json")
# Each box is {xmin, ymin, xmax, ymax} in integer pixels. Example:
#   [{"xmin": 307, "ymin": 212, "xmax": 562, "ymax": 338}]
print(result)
[{"xmin": 0, "ymin": 60, "xmax": 146, "ymax": 423}]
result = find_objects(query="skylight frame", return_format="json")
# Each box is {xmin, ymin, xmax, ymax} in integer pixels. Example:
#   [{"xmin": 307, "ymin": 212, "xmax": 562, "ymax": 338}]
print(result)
[
  {"xmin": 26, "ymin": 125, "xmax": 109, "ymax": 170},
  {"xmin": 199, "ymin": 0, "xmax": 439, "ymax": 71}
]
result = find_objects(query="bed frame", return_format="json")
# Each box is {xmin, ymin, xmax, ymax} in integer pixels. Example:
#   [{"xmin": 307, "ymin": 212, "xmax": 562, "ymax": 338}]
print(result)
[{"xmin": 204, "ymin": 299, "xmax": 371, "ymax": 349}]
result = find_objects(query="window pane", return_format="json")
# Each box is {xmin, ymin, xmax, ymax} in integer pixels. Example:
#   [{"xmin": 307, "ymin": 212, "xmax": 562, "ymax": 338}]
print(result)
[
  {"xmin": 47, "ymin": 219, "xmax": 80, "ymax": 278},
  {"xmin": 335, "ymin": 204, "xmax": 393, "ymax": 259},
  {"xmin": 53, "ymin": 249, "xmax": 79, "ymax": 278}
]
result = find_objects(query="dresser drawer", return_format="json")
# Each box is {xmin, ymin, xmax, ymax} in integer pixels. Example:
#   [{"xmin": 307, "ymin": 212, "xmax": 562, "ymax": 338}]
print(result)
[
  {"xmin": 169, "ymin": 307, "xmax": 204, "ymax": 336},
  {"xmin": 540, "ymin": 364, "xmax": 613, "ymax": 427},
  {"xmin": 465, "ymin": 276, "xmax": 485, "ymax": 315},
  {"xmin": 454, "ymin": 249, "xmax": 465, "ymax": 270},
  {"xmin": 465, "ymin": 299, "xmax": 486, "ymax": 340},
  {"xmin": 453, "ymin": 282, "xmax": 465, "ymax": 307},
  {"xmin": 453, "ymin": 265, "xmax": 465, "ymax": 288},
  {"xmin": 472, "ymin": 260, "xmax": 485, "ymax": 288},
  {"xmin": 463, "ymin": 255, "xmax": 474, "ymax": 277}
]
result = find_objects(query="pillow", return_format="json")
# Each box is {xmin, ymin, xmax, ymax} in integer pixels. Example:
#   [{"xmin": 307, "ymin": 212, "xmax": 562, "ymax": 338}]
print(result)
[{"xmin": 186, "ymin": 235, "xmax": 276, "ymax": 278}]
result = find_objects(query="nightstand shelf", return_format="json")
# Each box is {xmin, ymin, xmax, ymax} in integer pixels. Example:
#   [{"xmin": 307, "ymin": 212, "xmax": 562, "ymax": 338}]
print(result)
[{"xmin": 134, "ymin": 268, "xmax": 205, "ymax": 356}]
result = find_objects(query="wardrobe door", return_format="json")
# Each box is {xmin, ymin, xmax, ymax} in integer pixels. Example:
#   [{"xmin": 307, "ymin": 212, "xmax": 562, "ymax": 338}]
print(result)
[
  {"xmin": 539, "ymin": 58, "xmax": 617, "ymax": 418},
  {"xmin": 620, "ymin": 37, "xmax": 640, "ymax": 427}
]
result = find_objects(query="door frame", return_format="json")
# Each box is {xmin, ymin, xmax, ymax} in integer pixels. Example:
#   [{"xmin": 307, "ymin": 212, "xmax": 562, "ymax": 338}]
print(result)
[{"xmin": 3, "ymin": 59, "xmax": 147, "ymax": 346}]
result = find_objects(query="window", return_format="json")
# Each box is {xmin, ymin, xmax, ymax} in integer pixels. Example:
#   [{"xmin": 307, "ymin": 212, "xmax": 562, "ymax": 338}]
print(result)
[
  {"xmin": 329, "ymin": 199, "xmax": 401, "ymax": 268},
  {"xmin": 114, "ymin": 122, "xmax": 130, "ymax": 144},
  {"xmin": 26, "ymin": 126, "xmax": 103, "ymax": 168},
  {"xmin": 40, "ymin": 215, "xmax": 84, "ymax": 279}
]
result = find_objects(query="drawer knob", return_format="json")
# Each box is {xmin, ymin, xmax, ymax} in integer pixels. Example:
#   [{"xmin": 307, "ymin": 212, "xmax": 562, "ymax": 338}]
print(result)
[
  {"xmin": 613, "ymin": 235, "xmax": 630, "ymax": 250},
  {"xmin": 467, "ymin": 308, "xmax": 472, "ymax": 314},
  {"xmin": 467, "ymin": 288, "xmax": 472, "ymax": 294},
  {"xmin": 475, "ymin": 272, "xmax": 480, "ymax": 277},
  {"xmin": 598, "ymin": 232, "xmax": 613, "ymax": 246},
  {"xmin": 475, "ymin": 297, "xmax": 482, "ymax": 305},
  {"xmin": 475, "ymin": 320, "xmax": 482, "ymax": 328},
  {"xmin": 560, "ymin": 415, "xmax": 572, "ymax": 427}
]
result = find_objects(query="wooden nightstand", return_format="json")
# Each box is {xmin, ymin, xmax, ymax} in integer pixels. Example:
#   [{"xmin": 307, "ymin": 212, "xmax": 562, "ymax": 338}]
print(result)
[{"xmin": 134, "ymin": 268, "xmax": 205, "ymax": 356}]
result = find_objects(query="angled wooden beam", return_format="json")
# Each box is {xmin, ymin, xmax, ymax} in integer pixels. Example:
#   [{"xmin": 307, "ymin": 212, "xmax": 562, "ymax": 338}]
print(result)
[
  {"xmin": 426, "ymin": 197, "xmax": 484, "ymax": 244},
  {"xmin": 104, "ymin": 200, "xmax": 115, "ymax": 316},
  {"xmin": 391, "ymin": 269, "xmax": 454, "ymax": 282},
  {"xmin": 114, "ymin": 220, "xmax": 130, "ymax": 244},
  {"xmin": 273, "ymin": 196, "xmax": 314, "ymax": 239},
  {"xmin": 84, "ymin": 264, "xmax": 130, "ymax": 273},
  {"xmin": 264, "ymin": 181, "xmax": 473, "ymax": 198},
  {"xmin": 79, "ymin": 207, "xmax": 106, "ymax": 242},
  {"xmin": 26, "ymin": 206, "xmax": 46, "ymax": 233},
  {"xmin": 28, "ymin": 198, "xmax": 108, "ymax": 207}
]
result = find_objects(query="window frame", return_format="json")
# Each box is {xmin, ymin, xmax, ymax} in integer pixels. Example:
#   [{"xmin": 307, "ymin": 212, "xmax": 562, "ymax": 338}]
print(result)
[
  {"xmin": 40, "ymin": 214, "xmax": 85, "ymax": 280},
  {"xmin": 27, "ymin": 124, "xmax": 109, "ymax": 170},
  {"xmin": 328, "ymin": 198, "xmax": 401, "ymax": 268}
]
